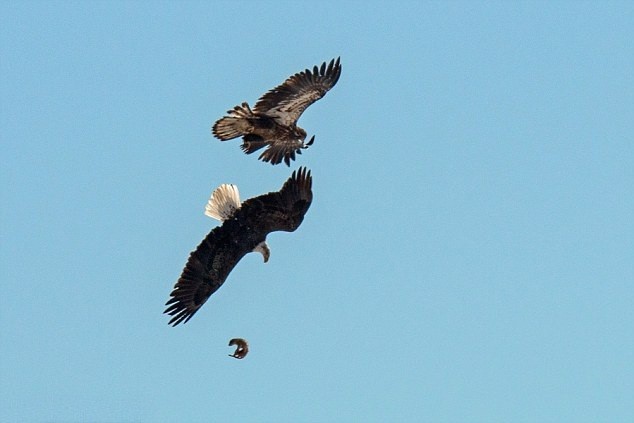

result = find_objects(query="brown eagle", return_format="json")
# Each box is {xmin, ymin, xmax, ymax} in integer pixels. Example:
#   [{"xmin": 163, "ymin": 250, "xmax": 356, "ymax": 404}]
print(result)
[
  {"xmin": 164, "ymin": 167, "xmax": 313, "ymax": 326},
  {"xmin": 212, "ymin": 58, "xmax": 342, "ymax": 166}
]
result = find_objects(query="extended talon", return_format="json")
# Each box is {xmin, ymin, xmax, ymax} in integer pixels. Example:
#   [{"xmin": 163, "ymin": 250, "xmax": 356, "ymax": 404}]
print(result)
[{"xmin": 228, "ymin": 338, "xmax": 249, "ymax": 359}]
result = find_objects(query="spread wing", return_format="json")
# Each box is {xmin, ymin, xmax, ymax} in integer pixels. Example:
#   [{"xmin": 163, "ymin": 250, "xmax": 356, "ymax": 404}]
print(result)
[
  {"xmin": 164, "ymin": 167, "xmax": 312, "ymax": 327},
  {"xmin": 253, "ymin": 58, "xmax": 341, "ymax": 127},
  {"xmin": 164, "ymin": 222, "xmax": 246, "ymax": 326},
  {"xmin": 240, "ymin": 167, "xmax": 313, "ymax": 234}
]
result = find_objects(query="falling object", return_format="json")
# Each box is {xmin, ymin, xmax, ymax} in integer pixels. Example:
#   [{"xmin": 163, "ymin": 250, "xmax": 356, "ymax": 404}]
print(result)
[{"xmin": 228, "ymin": 338, "xmax": 249, "ymax": 359}]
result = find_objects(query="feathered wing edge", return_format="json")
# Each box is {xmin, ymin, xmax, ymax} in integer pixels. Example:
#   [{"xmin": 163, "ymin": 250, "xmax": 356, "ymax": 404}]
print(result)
[
  {"xmin": 164, "ymin": 230, "xmax": 221, "ymax": 326},
  {"xmin": 257, "ymin": 140, "xmax": 303, "ymax": 167},
  {"xmin": 252, "ymin": 166, "xmax": 313, "ymax": 233},
  {"xmin": 253, "ymin": 57, "xmax": 342, "ymax": 126},
  {"xmin": 280, "ymin": 166, "xmax": 313, "ymax": 209}
]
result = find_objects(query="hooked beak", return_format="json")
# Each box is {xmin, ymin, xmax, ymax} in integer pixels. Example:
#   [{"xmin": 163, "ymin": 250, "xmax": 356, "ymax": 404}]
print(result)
[
  {"xmin": 304, "ymin": 135, "xmax": 315, "ymax": 148},
  {"xmin": 254, "ymin": 241, "xmax": 270, "ymax": 263}
]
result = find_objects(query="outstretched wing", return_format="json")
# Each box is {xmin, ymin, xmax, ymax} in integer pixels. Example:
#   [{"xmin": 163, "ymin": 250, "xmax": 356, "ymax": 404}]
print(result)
[
  {"xmin": 240, "ymin": 167, "xmax": 313, "ymax": 234},
  {"xmin": 253, "ymin": 58, "xmax": 341, "ymax": 127},
  {"xmin": 164, "ymin": 168, "xmax": 312, "ymax": 326},
  {"xmin": 164, "ymin": 223, "xmax": 244, "ymax": 326}
]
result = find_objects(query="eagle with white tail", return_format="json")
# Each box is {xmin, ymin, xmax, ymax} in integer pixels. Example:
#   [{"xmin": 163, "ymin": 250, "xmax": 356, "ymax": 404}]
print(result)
[
  {"xmin": 212, "ymin": 58, "xmax": 342, "ymax": 166},
  {"xmin": 164, "ymin": 167, "xmax": 313, "ymax": 326}
]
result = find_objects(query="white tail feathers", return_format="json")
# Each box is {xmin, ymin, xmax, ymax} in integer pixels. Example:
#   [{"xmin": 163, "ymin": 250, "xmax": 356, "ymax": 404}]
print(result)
[{"xmin": 204, "ymin": 184, "xmax": 241, "ymax": 221}]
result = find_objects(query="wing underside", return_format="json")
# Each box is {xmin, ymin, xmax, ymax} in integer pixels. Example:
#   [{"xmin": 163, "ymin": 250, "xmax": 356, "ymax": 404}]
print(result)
[
  {"xmin": 164, "ymin": 226, "xmax": 242, "ymax": 326},
  {"xmin": 240, "ymin": 167, "xmax": 313, "ymax": 233},
  {"xmin": 253, "ymin": 58, "xmax": 341, "ymax": 127}
]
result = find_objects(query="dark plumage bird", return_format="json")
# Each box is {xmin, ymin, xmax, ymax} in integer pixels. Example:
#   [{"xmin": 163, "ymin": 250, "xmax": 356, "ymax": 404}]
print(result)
[
  {"xmin": 212, "ymin": 58, "xmax": 342, "ymax": 166},
  {"xmin": 164, "ymin": 167, "xmax": 313, "ymax": 326}
]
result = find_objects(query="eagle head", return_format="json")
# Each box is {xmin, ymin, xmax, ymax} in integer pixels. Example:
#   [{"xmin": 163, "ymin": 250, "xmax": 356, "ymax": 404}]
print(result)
[
  {"xmin": 254, "ymin": 240, "xmax": 270, "ymax": 263},
  {"xmin": 296, "ymin": 127, "xmax": 307, "ymax": 141}
]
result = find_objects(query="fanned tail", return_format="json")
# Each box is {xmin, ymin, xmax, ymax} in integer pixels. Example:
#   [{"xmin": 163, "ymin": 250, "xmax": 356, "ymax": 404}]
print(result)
[
  {"xmin": 212, "ymin": 102, "xmax": 255, "ymax": 140},
  {"xmin": 204, "ymin": 184, "xmax": 241, "ymax": 221}
]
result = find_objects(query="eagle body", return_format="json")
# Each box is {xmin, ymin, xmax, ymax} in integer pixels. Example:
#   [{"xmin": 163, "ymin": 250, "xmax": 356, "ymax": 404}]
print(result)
[
  {"xmin": 165, "ymin": 167, "xmax": 313, "ymax": 326},
  {"xmin": 216, "ymin": 104, "xmax": 307, "ymax": 157},
  {"xmin": 195, "ymin": 217, "xmax": 264, "ymax": 284},
  {"xmin": 212, "ymin": 58, "xmax": 341, "ymax": 166}
]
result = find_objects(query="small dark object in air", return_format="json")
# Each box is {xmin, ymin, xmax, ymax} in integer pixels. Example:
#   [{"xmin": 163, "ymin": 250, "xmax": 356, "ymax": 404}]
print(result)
[{"xmin": 228, "ymin": 338, "xmax": 249, "ymax": 359}]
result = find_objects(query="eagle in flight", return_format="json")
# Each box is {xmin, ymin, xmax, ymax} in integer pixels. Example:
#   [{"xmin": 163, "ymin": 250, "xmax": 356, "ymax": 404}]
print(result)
[
  {"xmin": 164, "ymin": 167, "xmax": 313, "ymax": 326},
  {"xmin": 212, "ymin": 58, "xmax": 342, "ymax": 166}
]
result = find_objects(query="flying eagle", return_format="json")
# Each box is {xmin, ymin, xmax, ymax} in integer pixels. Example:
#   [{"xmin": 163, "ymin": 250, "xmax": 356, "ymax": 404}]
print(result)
[
  {"xmin": 164, "ymin": 167, "xmax": 313, "ymax": 326},
  {"xmin": 212, "ymin": 58, "xmax": 342, "ymax": 166}
]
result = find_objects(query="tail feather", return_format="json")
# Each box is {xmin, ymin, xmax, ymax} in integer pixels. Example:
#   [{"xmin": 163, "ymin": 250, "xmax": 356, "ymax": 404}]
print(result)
[
  {"xmin": 212, "ymin": 102, "xmax": 255, "ymax": 140},
  {"xmin": 204, "ymin": 184, "xmax": 241, "ymax": 221}
]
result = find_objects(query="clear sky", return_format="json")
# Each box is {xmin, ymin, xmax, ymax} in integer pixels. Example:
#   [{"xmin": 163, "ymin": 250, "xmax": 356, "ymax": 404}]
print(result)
[{"xmin": 1, "ymin": 1, "xmax": 633, "ymax": 422}]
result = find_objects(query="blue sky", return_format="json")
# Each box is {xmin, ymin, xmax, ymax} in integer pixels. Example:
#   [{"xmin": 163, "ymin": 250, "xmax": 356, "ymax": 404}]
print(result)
[{"xmin": 1, "ymin": 1, "xmax": 633, "ymax": 422}]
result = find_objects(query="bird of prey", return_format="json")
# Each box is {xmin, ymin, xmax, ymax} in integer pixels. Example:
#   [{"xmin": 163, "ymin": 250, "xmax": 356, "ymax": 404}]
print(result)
[
  {"xmin": 164, "ymin": 167, "xmax": 313, "ymax": 326},
  {"xmin": 212, "ymin": 58, "xmax": 342, "ymax": 166}
]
